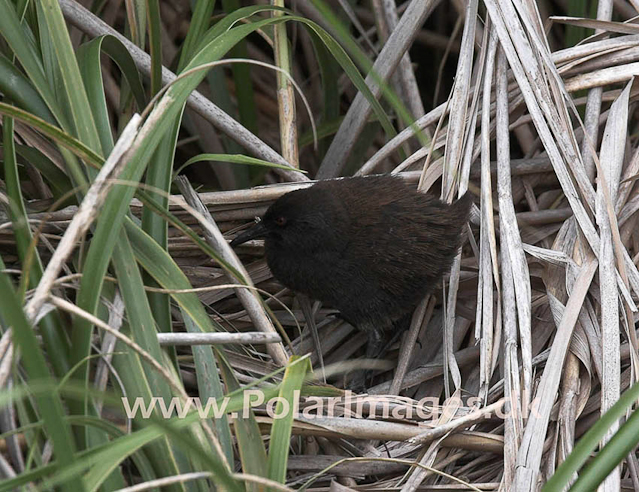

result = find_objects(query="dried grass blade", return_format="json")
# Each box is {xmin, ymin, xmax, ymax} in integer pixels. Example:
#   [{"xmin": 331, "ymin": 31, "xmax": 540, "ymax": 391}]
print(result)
[
  {"xmin": 440, "ymin": 0, "xmax": 479, "ymax": 397},
  {"xmin": 477, "ymin": 27, "xmax": 501, "ymax": 403},
  {"xmin": 513, "ymin": 259, "xmax": 597, "ymax": 492},
  {"xmin": 496, "ymin": 49, "xmax": 532, "ymax": 408},
  {"xmin": 317, "ymin": 0, "xmax": 437, "ymax": 178},
  {"xmin": 400, "ymin": 390, "xmax": 463, "ymax": 492},
  {"xmin": 596, "ymin": 77, "xmax": 630, "ymax": 492},
  {"xmin": 175, "ymin": 176, "xmax": 289, "ymax": 365},
  {"xmin": 441, "ymin": 0, "xmax": 478, "ymax": 199},
  {"xmin": 484, "ymin": 0, "xmax": 599, "ymax": 257},
  {"xmin": 577, "ymin": 0, "xmax": 613, "ymax": 181}
]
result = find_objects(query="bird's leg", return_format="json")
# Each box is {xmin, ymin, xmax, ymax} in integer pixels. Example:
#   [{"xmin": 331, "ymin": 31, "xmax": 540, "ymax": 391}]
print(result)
[
  {"xmin": 298, "ymin": 294, "xmax": 326, "ymax": 383},
  {"xmin": 384, "ymin": 328, "xmax": 405, "ymax": 354},
  {"xmin": 365, "ymin": 328, "xmax": 385, "ymax": 360},
  {"xmin": 349, "ymin": 327, "xmax": 385, "ymax": 392}
]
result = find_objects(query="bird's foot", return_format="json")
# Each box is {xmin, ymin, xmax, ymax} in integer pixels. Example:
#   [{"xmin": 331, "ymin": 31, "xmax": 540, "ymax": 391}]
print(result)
[{"xmin": 347, "ymin": 369, "xmax": 374, "ymax": 394}]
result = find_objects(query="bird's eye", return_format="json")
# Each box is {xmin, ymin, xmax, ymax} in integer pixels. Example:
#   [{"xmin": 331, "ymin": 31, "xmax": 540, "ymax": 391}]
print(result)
[{"xmin": 274, "ymin": 216, "xmax": 287, "ymax": 227}]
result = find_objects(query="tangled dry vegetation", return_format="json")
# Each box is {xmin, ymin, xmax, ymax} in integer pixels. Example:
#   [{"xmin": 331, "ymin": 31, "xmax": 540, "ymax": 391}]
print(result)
[{"xmin": 5, "ymin": 0, "xmax": 639, "ymax": 490}]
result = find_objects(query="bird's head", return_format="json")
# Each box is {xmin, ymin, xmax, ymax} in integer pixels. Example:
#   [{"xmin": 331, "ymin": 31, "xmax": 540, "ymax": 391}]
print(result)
[{"xmin": 230, "ymin": 185, "xmax": 348, "ymax": 252}]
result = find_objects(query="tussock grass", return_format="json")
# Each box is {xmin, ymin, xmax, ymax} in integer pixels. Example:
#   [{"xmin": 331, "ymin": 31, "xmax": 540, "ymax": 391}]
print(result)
[{"xmin": 1, "ymin": 0, "xmax": 639, "ymax": 490}]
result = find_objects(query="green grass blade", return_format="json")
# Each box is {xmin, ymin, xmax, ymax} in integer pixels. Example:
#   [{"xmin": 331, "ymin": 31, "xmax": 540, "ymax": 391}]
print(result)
[
  {"xmin": 0, "ymin": 52, "xmax": 56, "ymax": 124},
  {"xmin": 110, "ymin": 236, "xmax": 193, "ymax": 487},
  {"xmin": 176, "ymin": 153, "xmax": 307, "ymax": 176},
  {"xmin": 0, "ymin": 0, "xmax": 70, "ymax": 128},
  {"xmin": 218, "ymin": 356, "xmax": 269, "ymax": 484},
  {"xmin": 123, "ymin": 217, "xmax": 226, "ymax": 334},
  {"xmin": 182, "ymin": 313, "xmax": 235, "ymax": 466},
  {"xmin": 544, "ymin": 380, "xmax": 639, "ymax": 491},
  {"xmin": 39, "ymin": 0, "xmax": 101, "ymax": 153},
  {"xmin": 141, "ymin": 129, "xmax": 180, "ymax": 335},
  {"xmin": 3, "ymin": 116, "xmax": 71, "ymax": 377},
  {"xmin": 267, "ymin": 356, "xmax": 311, "ymax": 483},
  {"xmin": 146, "ymin": 0, "xmax": 162, "ymax": 96},
  {"xmin": 76, "ymin": 37, "xmax": 115, "ymax": 155},
  {"xmin": 0, "ymin": 269, "xmax": 81, "ymax": 492},
  {"xmin": 179, "ymin": 0, "xmax": 215, "ymax": 70},
  {"xmin": 220, "ymin": 0, "xmax": 258, "ymax": 137},
  {"xmin": 15, "ymin": 144, "xmax": 73, "ymax": 201},
  {"xmin": 0, "ymin": 102, "xmax": 103, "ymax": 169},
  {"xmin": 569, "ymin": 407, "xmax": 639, "ymax": 492},
  {"xmin": 71, "ymin": 17, "xmax": 296, "ymax": 377}
]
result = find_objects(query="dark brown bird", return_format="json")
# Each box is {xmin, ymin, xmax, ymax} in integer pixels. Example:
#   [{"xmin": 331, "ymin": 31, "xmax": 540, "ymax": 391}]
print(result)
[{"xmin": 231, "ymin": 175, "xmax": 472, "ymax": 385}]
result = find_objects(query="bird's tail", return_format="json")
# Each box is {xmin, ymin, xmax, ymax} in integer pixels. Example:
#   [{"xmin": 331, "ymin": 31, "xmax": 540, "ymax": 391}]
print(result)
[
  {"xmin": 451, "ymin": 193, "xmax": 473, "ymax": 223},
  {"xmin": 436, "ymin": 193, "xmax": 472, "ymax": 265}
]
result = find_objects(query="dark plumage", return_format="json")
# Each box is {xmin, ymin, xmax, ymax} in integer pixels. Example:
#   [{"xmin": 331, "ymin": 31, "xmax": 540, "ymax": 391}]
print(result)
[{"xmin": 231, "ymin": 175, "xmax": 472, "ymax": 385}]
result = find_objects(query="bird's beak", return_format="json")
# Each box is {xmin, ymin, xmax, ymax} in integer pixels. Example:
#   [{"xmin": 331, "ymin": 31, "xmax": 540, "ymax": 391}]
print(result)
[{"xmin": 230, "ymin": 220, "xmax": 268, "ymax": 248}]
